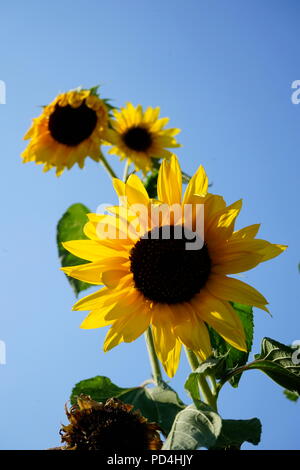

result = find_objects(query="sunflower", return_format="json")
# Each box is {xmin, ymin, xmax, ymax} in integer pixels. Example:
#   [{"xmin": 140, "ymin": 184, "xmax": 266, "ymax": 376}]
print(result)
[
  {"xmin": 22, "ymin": 88, "xmax": 110, "ymax": 176},
  {"xmin": 59, "ymin": 395, "xmax": 162, "ymax": 451},
  {"xmin": 62, "ymin": 155, "xmax": 286, "ymax": 377},
  {"xmin": 106, "ymin": 102, "xmax": 180, "ymax": 173}
]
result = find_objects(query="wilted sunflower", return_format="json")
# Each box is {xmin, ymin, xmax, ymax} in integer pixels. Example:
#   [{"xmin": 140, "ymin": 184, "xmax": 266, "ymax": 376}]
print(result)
[
  {"xmin": 22, "ymin": 88, "xmax": 110, "ymax": 176},
  {"xmin": 62, "ymin": 155, "xmax": 286, "ymax": 377},
  {"xmin": 106, "ymin": 102, "xmax": 180, "ymax": 173},
  {"xmin": 59, "ymin": 395, "xmax": 162, "ymax": 451}
]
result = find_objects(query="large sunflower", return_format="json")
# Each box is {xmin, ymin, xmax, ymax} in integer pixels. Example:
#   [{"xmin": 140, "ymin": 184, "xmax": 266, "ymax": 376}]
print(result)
[
  {"xmin": 106, "ymin": 103, "xmax": 180, "ymax": 173},
  {"xmin": 62, "ymin": 155, "xmax": 286, "ymax": 377},
  {"xmin": 22, "ymin": 88, "xmax": 110, "ymax": 176}
]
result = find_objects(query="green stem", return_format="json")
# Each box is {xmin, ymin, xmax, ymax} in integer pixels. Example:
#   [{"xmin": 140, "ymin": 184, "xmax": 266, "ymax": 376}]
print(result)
[
  {"xmin": 209, "ymin": 374, "xmax": 218, "ymax": 396},
  {"xmin": 122, "ymin": 160, "xmax": 131, "ymax": 182},
  {"xmin": 144, "ymin": 327, "xmax": 163, "ymax": 385},
  {"xmin": 185, "ymin": 348, "xmax": 217, "ymax": 411},
  {"xmin": 100, "ymin": 154, "xmax": 118, "ymax": 179}
]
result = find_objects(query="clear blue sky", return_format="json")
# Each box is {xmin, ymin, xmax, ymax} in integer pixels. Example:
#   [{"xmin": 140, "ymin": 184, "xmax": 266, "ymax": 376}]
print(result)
[{"xmin": 0, "ymin": 0, "xmax": 299, "ymax": 449}]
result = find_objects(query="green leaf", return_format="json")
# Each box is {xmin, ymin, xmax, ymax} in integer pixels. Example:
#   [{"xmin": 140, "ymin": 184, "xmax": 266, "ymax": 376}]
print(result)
[
  {"xmin": 57, "ymin": 203, "xmax": 91, "ymax": 296},
  {"xmin": 284, "ymin": 390, "xmax": 299, "ymax": 402},
  {"xmin": 71, "ymin": 376, "xmax": 185, "ymax": 435},
  {"xmin": 71, "ymin": 376, "xmax": 128, "ymax": 404},
  {"xmin": 162, "ymin": 402, "xmax": 222, "ymax": 450},
  {"xmin": 122, "ymin": 385, "xmax": 185, "ymax": 435},
  {"xmin": 222, "ymin": 337, "xmax": 300, "ymax": 393},
  {"xmin": 211, "ymin": 418, "xmax": 262, "ymax": 450},
  {"xmin": 185, "ymin": 373, "xmax": 200, "ymax": 402},
  {"xmin": 209, "ymin": 302, "xmax": 254, "ymax": 387}
]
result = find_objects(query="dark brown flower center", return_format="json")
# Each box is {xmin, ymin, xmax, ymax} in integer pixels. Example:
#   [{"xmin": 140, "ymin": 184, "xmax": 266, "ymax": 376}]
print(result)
[
  {"xmin": 48, "ymin": 100, "xmax": 98, "ymax": 146},
  {"xmin": 62, "ymin": 405, "xmax": 155, "ymax": 451},
  {"xmin": 123, "ymin": 126, "xmax": 152, "ymax": 152},
  {"xmin": 130, "ymin": 225, "xmax": 211, "ymax": 304}
]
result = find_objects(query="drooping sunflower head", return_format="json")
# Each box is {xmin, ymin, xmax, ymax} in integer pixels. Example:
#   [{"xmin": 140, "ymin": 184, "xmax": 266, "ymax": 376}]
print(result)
[
  {"xmin": 62, "ymin": 155, "xmax": 287, "ymax": 377},
  {"xmin": 106, "ymin": 102, "xmax": 181, "ymax": 173},
  {"xmin": 59, "ymin": 395, "xmax": 162, "ymax": 451},
  {"xmin": 22, "ymin": 88, "xmax": 110, "ymax": 176}
]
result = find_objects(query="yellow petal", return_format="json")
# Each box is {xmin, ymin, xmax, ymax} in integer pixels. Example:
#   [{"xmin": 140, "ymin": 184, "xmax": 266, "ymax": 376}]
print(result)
[
  {"xmin": 84, "ymin": 219, "xmax": 134, "ymax": 247},
  {"xmin": 205, "ymin": 274, "xmax": 269, "ymax": 312},
  {"xmin": 80, "ymin": 303, "xmax": 116, "ymax": 329},
  {"xmin": 73, "ymin": 284, "xmax": 132, "ymax": 311},
  {"xmin": 103, "ymin": 307, "xmax": 151, "ymax": 351},
  {"xmin": 61, "ymin": 263, "xmax": 103, "ymax": 284},
  {"xmin": 62, "ymin": 240, "xmax": 126, "ymax": 262},
  {"xmin": 151, "ymin": 106, "xmax": 160, "ymax": 121},
  {"xmin": 143, "ymin": 106, "xmax": 154, "ymax": 122},
  {"xmin": 112, "ymin": 178, "xmax": 126, "ymax": 199},
  {"xmin": 73, "ymin": 287, "xmax": 109, "ymax": 311},
  {"xmin": 232, "ymin": 224, "xmax": 261, "ymax": 240},
  {"xmin": 151, "ymin": 305, "xmax": 182, "ymax": 376},
  {"xmin": 204, "ymin": 194, "xmax": 226, "ymax": 221},
  {"xmin": 212, "ymin": 252, "xmax": 263, "ymax": 275},
  {"xmin": 157, "ymin": 154, "xmax": 182, "ymax": 205},
  {"xmin": 206, "ymin": 200, "xmax": 242, "ymax": 245},
  {"xmin": 212, "ymin": 239, "xmax": 269, "ymax": 258},
  {"xmin": 187, "ymin": 193, "xmax": 226, "ymax": 231},
  {"xmin": 257, "ymin": 241, "xmax": 287, "ymax": 262},
  {"xmin": 126, "ymin": 174, "xmax": 149, "ymax": 199},
  {"xmin": 104, "ymin": 288, "xmax": 143, "ymax": 321},
  {"xmin": 83, "ymin": 220, "xmax": 101, "ymax": 240},
  {"xmin": 150, "ymin": 202, "xmax": 182, "ymax": 229},
  {"xmin": 150, "ymin": 117, "xmax": 169, "ymax": 132},
  {"xmin": 86, "ymin": 213, "xmax": 106, "ymax": 222},
  {"xmin": 85, "ymin": 214, "xmax": 136, "ymax": 242},
  {"xmin": 151, "ymin": 305, "xmax": 178, "ymax": 368},
  {"xmin": 164, "ymin": 339, "xmax": 182, "ymax": 378},
  {"xmin": 102, "ymin": 270, "xmax": 132, "ymax": 288},
  {"xmin": 193, "ymin": 293, "xmax": 247, "ymax": 352},
  {"xmin": 126, "ymin": 174, "xmax": 149, "ymax": 206},
  {"xmin": 183, "ymin": 164, "xmax": 208, "ymax": 204},
  {"xmin": 171, "ymin": 303, "xmax": 212, "ymax": 361},
  {"xmin": 104, "ymin": 128, "xmax": 118, "ymax": 145},
  {"xmin": 106, "ymin": 205, "xmax": 136, "ymax": 221}
]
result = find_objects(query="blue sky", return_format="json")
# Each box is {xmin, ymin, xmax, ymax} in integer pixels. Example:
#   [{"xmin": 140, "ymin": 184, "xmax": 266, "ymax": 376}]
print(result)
[{"xmin": 0, "ymin": 0, "xmax": 299, "ymax": 449}]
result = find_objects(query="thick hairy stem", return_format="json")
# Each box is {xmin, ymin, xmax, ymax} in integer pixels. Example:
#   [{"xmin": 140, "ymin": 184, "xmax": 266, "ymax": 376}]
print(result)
[
  {"xmin": 185, "ymin": 348, "xmax": 217, "ymax": 411},
  {"xmin": 144, "ymin": 327, "xmax": 163, "ymax": 385}
]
